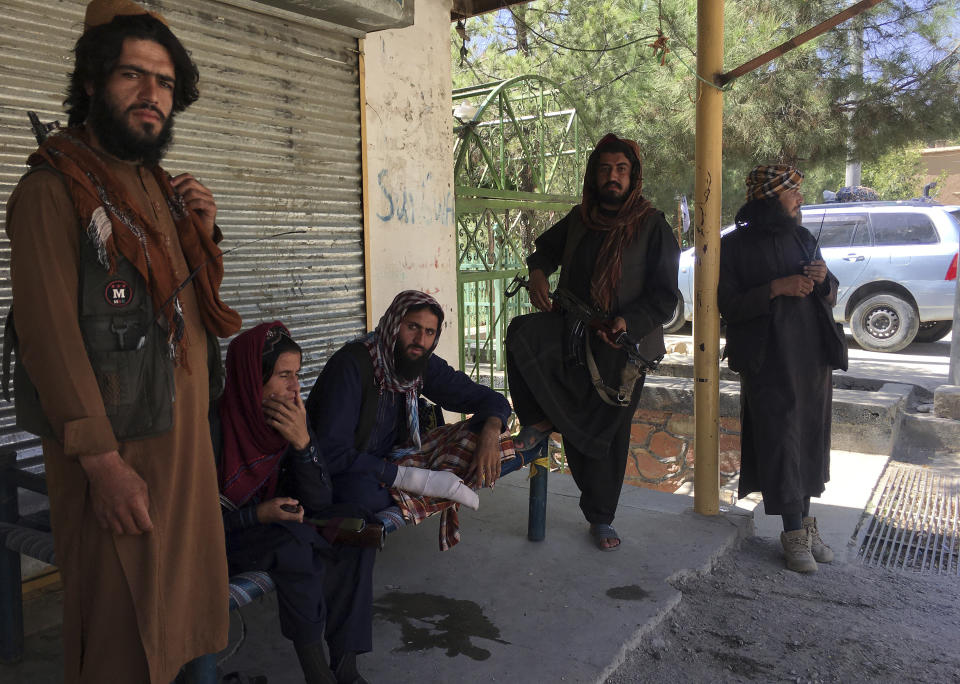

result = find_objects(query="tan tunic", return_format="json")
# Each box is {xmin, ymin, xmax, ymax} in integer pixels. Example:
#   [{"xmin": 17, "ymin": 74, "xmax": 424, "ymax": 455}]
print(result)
[{"xmin": 5, "ymin": 154, "xmax": 229, "ymax": 683}]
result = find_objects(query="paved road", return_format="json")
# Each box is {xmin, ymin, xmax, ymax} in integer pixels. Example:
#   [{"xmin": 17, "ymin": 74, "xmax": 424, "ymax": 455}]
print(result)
[
  {"xmin": 842, "ymin": 330, "xmax": 951, "ymax": 392},
  {"xmin": 666, "ymin": 324, "xmax": 953, "ymax": 392}
]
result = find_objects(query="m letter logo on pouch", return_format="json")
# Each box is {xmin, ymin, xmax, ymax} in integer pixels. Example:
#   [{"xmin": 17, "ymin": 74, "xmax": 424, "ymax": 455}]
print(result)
[{"xmin": 105, "ymin": 279, "xmax": 133, "ymax": 307}]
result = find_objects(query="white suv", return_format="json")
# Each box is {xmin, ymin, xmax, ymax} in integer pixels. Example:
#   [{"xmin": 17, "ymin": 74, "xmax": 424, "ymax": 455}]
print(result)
[{"xmin": 669, "ymin": 202, "xmax": 960, "ymax": 353}]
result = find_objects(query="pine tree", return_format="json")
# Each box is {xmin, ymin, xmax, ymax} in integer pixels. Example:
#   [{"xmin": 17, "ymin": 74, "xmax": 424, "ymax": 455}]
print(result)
[{"xmin": 453, "ymin": 0, "xmax": 960, "ymax": 220}]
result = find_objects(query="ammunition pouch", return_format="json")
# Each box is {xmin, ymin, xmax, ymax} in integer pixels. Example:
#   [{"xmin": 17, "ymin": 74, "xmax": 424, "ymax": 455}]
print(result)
[{"xmin": 2, "ymin": 166, "xmax": 176, "ymax": 442}]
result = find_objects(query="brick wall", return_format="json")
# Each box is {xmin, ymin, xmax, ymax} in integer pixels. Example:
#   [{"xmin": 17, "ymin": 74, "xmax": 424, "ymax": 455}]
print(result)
[{"xmin": 625, "ymin": 408, "xmax": 742, "ymax": 493}]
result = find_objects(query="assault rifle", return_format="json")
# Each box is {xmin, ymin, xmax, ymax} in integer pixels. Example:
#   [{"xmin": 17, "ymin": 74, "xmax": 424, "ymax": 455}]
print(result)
[
  {"xmin": 505, "ymin": 274, "xmax": 662, "ymax": 371},
  {"xmin": 28, "ymin": 111, "xmax": 61, "ymax": 144}
]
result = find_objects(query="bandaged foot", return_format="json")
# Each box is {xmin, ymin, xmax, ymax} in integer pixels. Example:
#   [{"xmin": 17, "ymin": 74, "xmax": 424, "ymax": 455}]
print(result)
[{"xmin": 393, "ymin": 466, "xmax": 479, "ymax": 510}]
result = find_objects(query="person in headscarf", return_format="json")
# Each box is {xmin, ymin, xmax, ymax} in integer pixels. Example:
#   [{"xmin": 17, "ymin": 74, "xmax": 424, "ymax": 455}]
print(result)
[
  {"xmin": 217, "ymin": 322, "xmax": 382, "ymax": 684},
  {"xmin": 4, "ymin": 2, "xmax": 240, "ymax": 680},
  {"xmin": 505, "ymin": 133, "xmax": 681, "ymax": 551},
  {"xmin": 718, "ymin": 165, "xmax": 848, "ymax": 574},
  {"xmin": 306, "ymin": 290, "xmax": 514, "ymax": 551}
]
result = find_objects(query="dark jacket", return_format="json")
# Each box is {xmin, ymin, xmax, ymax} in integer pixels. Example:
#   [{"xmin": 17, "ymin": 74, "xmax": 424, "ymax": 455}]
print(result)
[
  {"xmin": 527, "ymin": 207, "xmax": 680, "ymax": 363},
  {"xmin": 718, "ymin": 211, "xmax": 846, "ymax": 374},
  {"xmin": 305, "ymin": 346, "xmax": 511, "ymax": 511}
]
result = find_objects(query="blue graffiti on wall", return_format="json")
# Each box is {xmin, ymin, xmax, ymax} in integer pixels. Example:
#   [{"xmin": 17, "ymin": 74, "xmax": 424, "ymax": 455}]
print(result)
[{"xmin": 377, "ymin": 169, "xmax": 454, "ymax": 226}]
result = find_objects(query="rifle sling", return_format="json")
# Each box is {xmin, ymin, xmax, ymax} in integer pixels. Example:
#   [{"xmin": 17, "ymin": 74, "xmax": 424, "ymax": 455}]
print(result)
[{"xmin": 583, "ymin": 333, "xmax": 642, "ymax": 407}]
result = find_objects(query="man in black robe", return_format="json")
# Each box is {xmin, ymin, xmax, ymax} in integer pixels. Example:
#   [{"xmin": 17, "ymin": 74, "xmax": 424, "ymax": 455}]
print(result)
[
  {"xmin": 718, "ymin": 165, "xmax": 848, "ymax": 573},
  {"xmin": 505, "ymin": 134, "xmax": 680, "ymax": 551}
]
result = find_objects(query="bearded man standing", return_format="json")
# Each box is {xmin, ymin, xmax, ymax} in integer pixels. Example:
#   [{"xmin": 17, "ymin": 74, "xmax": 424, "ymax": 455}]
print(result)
[
  {"xmin": 718, "ymin": 166, "xmax": 847, "ymax": 574},
  {"xmin": 4, "ymin": 2, "xmax": 241, "ymax": 681},
  {"xmin": 505, "ymin": 134, "xmax": 680, "ymax": 551}
]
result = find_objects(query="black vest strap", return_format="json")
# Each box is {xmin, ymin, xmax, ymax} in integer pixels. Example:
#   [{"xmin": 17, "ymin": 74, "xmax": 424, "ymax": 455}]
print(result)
[{"xmin": 344, "ymin": 342, "xmax": 378, "ymax": 452}]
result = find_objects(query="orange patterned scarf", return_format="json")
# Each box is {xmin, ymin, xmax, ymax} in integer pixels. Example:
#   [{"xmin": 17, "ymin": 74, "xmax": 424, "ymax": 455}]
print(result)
[{"xmin": 28, "ymin": 126, "xmax": 241, "ymax": 361}]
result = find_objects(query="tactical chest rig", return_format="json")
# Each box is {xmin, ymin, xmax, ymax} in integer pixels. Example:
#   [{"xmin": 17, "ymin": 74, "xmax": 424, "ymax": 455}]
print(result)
[{"xmin": 3, "ymin": 166, "xmax": 176, "ymax": 442}]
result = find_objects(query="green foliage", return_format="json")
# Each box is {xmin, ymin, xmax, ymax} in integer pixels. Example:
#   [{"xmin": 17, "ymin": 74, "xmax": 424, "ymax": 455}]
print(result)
[
  {"xmin": 861, "ymin": 144, "xmax": 947, "ymax": 200},
  {"xmin": 452, "ymin": 0, "xmax": 960, "ymax": 221}
]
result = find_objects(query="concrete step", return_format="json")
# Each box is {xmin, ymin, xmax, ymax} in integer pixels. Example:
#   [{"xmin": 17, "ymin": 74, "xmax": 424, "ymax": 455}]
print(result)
[{"xmin": 642, "ymin": 366, "xmax": 960, "ymax": 456}]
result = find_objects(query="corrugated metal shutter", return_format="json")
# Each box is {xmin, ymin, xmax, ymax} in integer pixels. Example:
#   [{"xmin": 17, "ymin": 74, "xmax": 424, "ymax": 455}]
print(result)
[{"xmin": 0, "ymin": 0, "xmax": 366, "ymax": 451}]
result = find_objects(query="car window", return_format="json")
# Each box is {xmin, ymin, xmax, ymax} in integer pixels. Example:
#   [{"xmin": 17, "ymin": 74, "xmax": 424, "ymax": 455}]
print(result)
[
  {"xmin": 870, "ymin": 213, "xmax": 939, "ymax": 245},
  {"xmin": 805, "ymin": 214, "xmax": 869, "ymax": 248}
]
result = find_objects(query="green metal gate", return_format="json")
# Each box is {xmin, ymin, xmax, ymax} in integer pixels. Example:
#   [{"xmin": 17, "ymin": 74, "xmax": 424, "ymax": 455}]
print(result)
[{"xmin": 453, "ymin": 76, "xmax": 595, "ymax": 397}]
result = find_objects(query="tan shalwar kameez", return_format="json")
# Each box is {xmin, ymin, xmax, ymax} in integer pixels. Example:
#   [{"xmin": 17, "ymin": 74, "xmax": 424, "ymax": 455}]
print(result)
[{"xmin": 5, "ymin": 152, "xmax": 229, "ymax": 683}]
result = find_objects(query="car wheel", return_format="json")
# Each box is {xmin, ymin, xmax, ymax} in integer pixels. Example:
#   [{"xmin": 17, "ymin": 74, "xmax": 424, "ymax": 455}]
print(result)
[
  {"xmin": 913, "ymin": 320, "xmax": 952, "ymax": 344},
  {"xmin": 850, "ymin": 293, "xmax": 919, "ymax": 353},
  {"xmin": 663, "ymin": 300, "xmax": 685, "ymax": 333}
]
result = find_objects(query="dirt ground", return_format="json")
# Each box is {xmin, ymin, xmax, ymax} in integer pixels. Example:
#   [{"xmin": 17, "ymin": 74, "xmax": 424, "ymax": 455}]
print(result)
[{"xmin": 606, "ymin": 535, "xmax": 960, "ymax": 684}]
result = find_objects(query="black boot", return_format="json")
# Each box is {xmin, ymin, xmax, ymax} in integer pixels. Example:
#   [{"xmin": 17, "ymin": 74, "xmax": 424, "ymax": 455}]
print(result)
[
  {"xmin": 293, "ymin": 642, "xmax": 337, "ymax": 684},
  {"xmin": 330, "ymin": 651, "xmax": 368, "ymax": 684}
]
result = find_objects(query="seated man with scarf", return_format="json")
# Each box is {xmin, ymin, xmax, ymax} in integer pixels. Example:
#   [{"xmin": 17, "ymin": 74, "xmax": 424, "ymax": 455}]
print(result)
[
  {"xmin": 505, "ymin": 134, "xmax": 680, "ymax": 551},
  {"xmin": 306, "ymin": 290, "xmax": 514, "ymax": 551}
]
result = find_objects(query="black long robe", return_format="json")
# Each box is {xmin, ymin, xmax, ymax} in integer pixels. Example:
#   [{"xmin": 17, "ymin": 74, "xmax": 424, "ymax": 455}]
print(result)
[
  {"xmin": 506, "ymin": 207, "xmax": 680, "ymax": 458},
  {"xmin": 718, "ymin": 208, "xmax": 842, "ymax": 515}
]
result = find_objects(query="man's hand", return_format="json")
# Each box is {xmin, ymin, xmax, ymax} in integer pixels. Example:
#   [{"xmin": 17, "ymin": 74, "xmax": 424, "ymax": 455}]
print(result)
[
  {"xmin": 770, "ymin": 275, "xmax": 815, "ymax": 298},
  {"xmin": 596, "ymin": 316, "xmax": 628, "ymax": 349},
  {"xmin": 256, "ymin": 497, "xmax": 304, "ymax": 524},
  {"xmin": 467, "ymin": 416, "xmax": 503, "ymax": 488},
  {"xmin": 171, "ymin": 173, "xmax": 217, "ymax": 240},
  {"xmin": 263, "ymin": 391, "xmax": 310, "ymax": 451},
  {"xmin": 79, "ymin": 450, "xmax": 153, "ymax": 535},
  {"xmin": 802, "ymin": 259, "xmax": 827, "ymax": 284},
  {"xmin": 528, "ymin": 269, "xmax": 552, "ymax": 312}
]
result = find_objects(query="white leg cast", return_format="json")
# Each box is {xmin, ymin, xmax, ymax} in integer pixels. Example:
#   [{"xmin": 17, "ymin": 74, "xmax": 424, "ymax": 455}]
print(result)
[{"xmin": 393, "ymin": 466, "xmax": 479, "ymax": 510}]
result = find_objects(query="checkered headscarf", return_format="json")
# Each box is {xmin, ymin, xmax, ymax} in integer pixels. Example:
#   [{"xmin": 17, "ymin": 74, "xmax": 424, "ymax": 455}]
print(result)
[
  {"xmin": 745, "ymin": 165, "xmax": 804, "ymax": 201},
  {"xmin": 361, "ymin": 290, "xmax": 444, "ymax": 449}
]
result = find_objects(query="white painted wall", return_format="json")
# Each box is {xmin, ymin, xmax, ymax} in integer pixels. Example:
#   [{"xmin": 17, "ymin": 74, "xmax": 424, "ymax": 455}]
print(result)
[{"xmin": 363, "ymin": 0, "xmax": 459, "ymax": 365}]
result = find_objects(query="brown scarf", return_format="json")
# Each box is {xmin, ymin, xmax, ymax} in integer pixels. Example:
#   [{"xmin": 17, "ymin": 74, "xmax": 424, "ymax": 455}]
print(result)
[
  {"xmin": 28, "ymin": 126, "xmax": 241, "ymax": 362},
  {"xmin": 579, "ymin": 134, "xmax": 657, "ymax": 313}
]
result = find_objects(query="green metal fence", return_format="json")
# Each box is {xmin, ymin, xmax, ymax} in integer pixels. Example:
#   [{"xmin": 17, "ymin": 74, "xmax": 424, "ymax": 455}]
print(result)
[{"xmin": 453, "ymin": 76, "xmax": 595, "ymax": 398}]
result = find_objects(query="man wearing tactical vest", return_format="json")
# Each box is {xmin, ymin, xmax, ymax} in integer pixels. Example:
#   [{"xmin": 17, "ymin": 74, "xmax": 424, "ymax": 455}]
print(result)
[
  {"xmin": 505, "ymin": 134, "xmax": 681, "ymax": 552},
  {"xmin": 4, "ymin": 1, "xmax": 241, "ymax": 681}
]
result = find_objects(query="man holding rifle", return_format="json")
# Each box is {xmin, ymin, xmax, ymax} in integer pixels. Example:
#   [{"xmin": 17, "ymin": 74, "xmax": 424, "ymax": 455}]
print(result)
[{"xmin": 505, "ymin": 134, "xmax": 680, "ymax": 551}]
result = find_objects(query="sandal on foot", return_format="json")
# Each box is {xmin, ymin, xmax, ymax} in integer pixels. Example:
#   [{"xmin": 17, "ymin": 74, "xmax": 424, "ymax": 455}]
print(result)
[
  {"xmin": 513, "ymin": 425, "xmax": 552, "ymax": 452},
  {"xmin": 590, "ymin": 523, "xmax": 621, "ymax": 551}
]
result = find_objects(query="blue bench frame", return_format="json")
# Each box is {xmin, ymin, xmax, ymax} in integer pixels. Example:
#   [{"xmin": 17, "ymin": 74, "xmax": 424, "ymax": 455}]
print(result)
[{"xmin": 0, "ymin": 442, "xmax": 549, "ymax": 679}]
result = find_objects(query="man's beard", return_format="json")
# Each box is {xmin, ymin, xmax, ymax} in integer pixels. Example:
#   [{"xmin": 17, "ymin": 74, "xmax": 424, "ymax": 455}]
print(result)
[
  {"xmin": 771, "ymin": 198, "xmax": 802, "ymax": 228},
  {"xmin": 597, "ymin": 183, "xmax": 628, "ymax": 206},
  {"xmin": 87, "ymin": 89, "xmax": 174, "ymax": 166},
  {"xmin": 394, "ymin": 344, "xmax": 431, "ymax": 381}
]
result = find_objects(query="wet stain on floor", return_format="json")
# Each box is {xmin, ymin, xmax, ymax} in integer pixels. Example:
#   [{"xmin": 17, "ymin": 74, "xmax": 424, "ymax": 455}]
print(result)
[
  {"xmin": 374, "ymin": 591, "xmax": 510, "ymax": 660},
  {"xmin": 606, "ymin": 584, "xmax": 650, "ymax": 600}
]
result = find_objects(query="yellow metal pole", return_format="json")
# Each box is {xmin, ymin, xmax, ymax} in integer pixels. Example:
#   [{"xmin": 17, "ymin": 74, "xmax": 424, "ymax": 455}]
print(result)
[{"xmin": 693, "ymin": 0, "xmax": 723, "ymax": 516}]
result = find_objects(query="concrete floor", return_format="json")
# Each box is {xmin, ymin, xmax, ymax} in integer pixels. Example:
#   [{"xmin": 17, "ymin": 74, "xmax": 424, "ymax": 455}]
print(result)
[{"xmin": 2, "ymin": 471, "xmax": 756, "ymax": 684}]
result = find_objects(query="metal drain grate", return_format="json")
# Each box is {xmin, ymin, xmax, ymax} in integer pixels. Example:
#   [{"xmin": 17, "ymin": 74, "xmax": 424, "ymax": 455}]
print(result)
[{"xmin": 857, "ymin": 462, "xmax": 960, "ymax": 576}]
